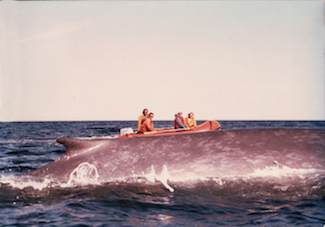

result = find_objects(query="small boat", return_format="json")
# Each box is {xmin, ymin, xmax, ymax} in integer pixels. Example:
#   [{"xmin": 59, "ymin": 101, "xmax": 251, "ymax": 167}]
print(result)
[{"xmin": 117, "ymin": 120, "xmax": 221, "ymax": 138}]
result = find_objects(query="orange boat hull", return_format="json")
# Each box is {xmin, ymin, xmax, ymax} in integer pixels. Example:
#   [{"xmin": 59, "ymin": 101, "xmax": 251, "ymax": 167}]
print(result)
[{"xmin": 118, "ymin": 120, "xmax": 221, "ymax": 138}]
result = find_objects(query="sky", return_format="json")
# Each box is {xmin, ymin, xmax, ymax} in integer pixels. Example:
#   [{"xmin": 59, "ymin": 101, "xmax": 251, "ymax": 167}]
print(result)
[{"xmin": 0, "ymin": 1, "xmax": 324, "ymax": 121}]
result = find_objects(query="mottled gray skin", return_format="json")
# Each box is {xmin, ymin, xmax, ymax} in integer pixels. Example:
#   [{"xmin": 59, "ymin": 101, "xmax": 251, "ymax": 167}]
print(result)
[{"xmin": 27, "ymin": 129, "xmax": 325, "ymax": 183}]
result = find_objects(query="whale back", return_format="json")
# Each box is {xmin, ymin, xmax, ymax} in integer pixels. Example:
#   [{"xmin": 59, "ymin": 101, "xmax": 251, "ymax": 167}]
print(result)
[{"xmin": 29, "ymin": 128, "xmax": 325, "ymax": 183}]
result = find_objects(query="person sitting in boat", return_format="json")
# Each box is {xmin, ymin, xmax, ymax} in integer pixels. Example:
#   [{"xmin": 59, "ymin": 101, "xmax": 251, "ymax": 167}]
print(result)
[
  {"xmin": 185, "ymin": 112, "xmax": 197, "ymax": 128},
  {"xmin": 174, "ymin": 112, "xmax": 188, "ymax": 129},
  {"xmin": 137, "ymin": 108, "xmax": 148, "ymax": 131},
  {"xmin": 140, "ymin": 112, "xmax": 156, "ymax": 133}
]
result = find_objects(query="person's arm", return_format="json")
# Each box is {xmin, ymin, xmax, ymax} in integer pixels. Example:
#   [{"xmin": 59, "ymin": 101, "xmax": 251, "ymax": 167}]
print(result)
[
  {"xmin": 147, "ymin": 124, "xmax": 155, "ymax": 131},
  {"xmin": 137, "ymin": 116, "xmax": 142, "ymax": 131},
  {"xmin": 185, "ymin": 118, "xmax": 189, "ymax": 126}
]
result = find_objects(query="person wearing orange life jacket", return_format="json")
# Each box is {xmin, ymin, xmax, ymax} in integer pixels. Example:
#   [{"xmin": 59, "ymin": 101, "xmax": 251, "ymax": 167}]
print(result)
[
  {"xmin": 140, "ymin": 112, "xmax": 156, "ymax": 133},
  {"xmin": 174, "ymin": 112, "xmax": 188, "ymax": 129},
  {"xmin": 185, "ymin": 112, "xmax": 197, "ymax": 128},
  {"xmin": 137, "ymin": 108, "xmax": 148, "ymax": 131}
]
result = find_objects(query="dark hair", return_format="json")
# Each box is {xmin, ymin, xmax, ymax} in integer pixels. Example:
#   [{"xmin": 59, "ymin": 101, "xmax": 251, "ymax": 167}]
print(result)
[
  {"xmin": 143, "ymin": 109, "xmax": 148, "ymax": 114},
  {"xmin": 148, "ymin": 112, "xmax": 154, "ymax": 117}
]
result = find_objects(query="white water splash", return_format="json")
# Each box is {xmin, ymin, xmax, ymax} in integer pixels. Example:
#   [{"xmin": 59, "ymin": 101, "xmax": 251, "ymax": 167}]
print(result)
[
  {"xmin": 146, "ymin": 161, "xmax": 325, "ymax": 188},
  {"xmin": 248, "ymin": 161, "xmax": 321, "ymax": 179},
  {"xmin": 0, "ymin": 175, "xmax": 53, "ymax": 190},
  {"xmin": 64, "ymin": 162, "xmax": 100, "ymax": 187},
  {"xmin": 143, "ymin": 165, "xmax": 174, "ymax": 192},
  {"xmin": 0, "ymin": 162, "xmax": 100, "ymax": 190},
  {"xmin": 1, "ymin": 160, "xmax": 323, "ymax": 192}
]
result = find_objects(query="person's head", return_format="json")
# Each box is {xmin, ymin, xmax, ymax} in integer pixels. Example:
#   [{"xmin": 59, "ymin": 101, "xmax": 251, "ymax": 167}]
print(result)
[
  {"xmin": 143, "ymin": 108, "xmax": 148, "ymax": 116},
  {"xmin": 188, "ymin": 112, "xmax": 194, "ymax": 118},
  {"xmin": 178, "ymin": 112, "xmax": 183, "ymax": 116},
  {"xmin": 148, "ymin": 112, "xmax": 154, "ymax": 119}
]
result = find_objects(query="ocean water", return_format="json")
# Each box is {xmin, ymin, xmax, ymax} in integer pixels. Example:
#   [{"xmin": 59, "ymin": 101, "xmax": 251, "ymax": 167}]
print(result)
[{"xmin": 0, "ymin": 121, "xmax": 324, "ymax": 226}]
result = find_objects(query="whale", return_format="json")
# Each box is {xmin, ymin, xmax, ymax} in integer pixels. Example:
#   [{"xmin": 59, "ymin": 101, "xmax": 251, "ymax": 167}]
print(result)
[{"xmin": 26, "ymin": 128, "xmax": 325, "ymax": 188}]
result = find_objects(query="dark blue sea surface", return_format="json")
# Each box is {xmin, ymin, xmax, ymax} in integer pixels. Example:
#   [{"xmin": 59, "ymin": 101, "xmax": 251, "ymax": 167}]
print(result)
[{"xmin": 0, "ymin": 121, "xmax": 324, "ymax": 226}]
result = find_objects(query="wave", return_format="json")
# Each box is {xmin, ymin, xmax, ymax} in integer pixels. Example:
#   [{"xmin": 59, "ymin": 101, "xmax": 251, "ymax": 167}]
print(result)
[{"xmin": 0, "ymin": 139, "xmax": 58, "ymax": 144}]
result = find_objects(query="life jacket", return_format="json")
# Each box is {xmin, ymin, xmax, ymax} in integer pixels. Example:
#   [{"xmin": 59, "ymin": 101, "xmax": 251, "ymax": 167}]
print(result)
[
  {"xmin": 186, "ymin": 117, "xmax": 196, "ymax": 128},
  {"xmin": 174, "ymin": 115, "xmax": 185, "ymax": 128},
  {"xmin": 140, "ymin": 115, "xmax": 146, "ymax": 124}
]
